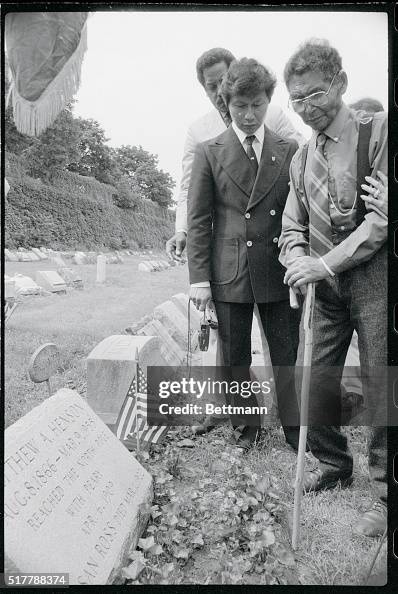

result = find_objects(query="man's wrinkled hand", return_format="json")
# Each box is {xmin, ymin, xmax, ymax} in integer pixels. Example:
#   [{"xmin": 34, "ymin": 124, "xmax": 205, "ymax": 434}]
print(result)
[
  {"xmin": 284, "ymin": 256, "xmax": 329, "ymax": 288},
  {"xmin": 165, "ymin": 232, "xmax": 187, "ymax": 262},
  {"xmin": 190, "ymin": 286, "xmax": 212, "ymax": 312}
]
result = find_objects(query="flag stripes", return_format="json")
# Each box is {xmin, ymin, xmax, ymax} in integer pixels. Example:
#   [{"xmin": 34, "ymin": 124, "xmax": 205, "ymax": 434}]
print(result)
[{"xmin": 115, "ymin": 361, "xmax": 169, "ymax": 449}]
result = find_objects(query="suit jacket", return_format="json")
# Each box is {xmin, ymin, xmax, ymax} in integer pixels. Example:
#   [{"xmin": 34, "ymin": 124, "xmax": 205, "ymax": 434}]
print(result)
[
  {"xmin": 175, "ymin": 106, "xmax": 305, "ymax": 233},
  {"xmin": 187, "ymin": 125, "xmax": 298, "ymax": 303}
]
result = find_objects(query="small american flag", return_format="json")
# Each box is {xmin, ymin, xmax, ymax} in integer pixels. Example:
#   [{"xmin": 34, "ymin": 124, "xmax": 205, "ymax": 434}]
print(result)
[{"xmin": 115, "ymin": 362, "xmax": 168, "ymax": 450}]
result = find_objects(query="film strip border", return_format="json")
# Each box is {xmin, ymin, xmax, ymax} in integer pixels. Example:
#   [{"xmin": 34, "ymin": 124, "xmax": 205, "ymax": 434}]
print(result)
[{"xmin": 390, "ymin": 2, "xmax": 398, "ymax": 582}]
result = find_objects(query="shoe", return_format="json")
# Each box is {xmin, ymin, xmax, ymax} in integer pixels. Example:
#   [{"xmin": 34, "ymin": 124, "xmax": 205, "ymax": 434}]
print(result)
[
  {"xmin": 300, "ymin": 468, "xmax": 353, "ymax": 493},
  {"xmin": 283, "ymin": 426, "xmax": 309, "ymax": 452},
  {"xmin": 233, "ymin": 426, "xmax": 259, "ymax": 451},
  {"xmin": 353, "ymin": 501, "xmax": 387, "ymax": 537},
  {"xmin": 341, "ymin": 392, "xmax": 365, "ymax": 424}
]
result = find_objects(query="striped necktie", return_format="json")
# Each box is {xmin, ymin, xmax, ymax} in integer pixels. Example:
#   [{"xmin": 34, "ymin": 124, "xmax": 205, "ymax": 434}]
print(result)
[
  {"xmin": 245, "ymin": 135, "xmax": 258, "ymax": 174},
  {"xmin": 309, "ymin": 132, "xmax": 333, "ymax": 257}
]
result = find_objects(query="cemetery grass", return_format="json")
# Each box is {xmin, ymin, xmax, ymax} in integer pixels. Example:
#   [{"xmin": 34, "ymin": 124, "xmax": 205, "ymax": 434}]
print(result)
[
  {"xmin": 5, "ymin": 255, "xmax": 188, "ymax": 427},
  {"xmin": 5, "ymin": 256, "xmax": 385, "ymax": 586},
  {"xmin": 131, "ymin": 424, "xmax": 386, "ymax": 586}
]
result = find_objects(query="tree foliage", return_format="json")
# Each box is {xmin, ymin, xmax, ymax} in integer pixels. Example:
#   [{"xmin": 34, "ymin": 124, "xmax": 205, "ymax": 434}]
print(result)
[
  {"xmin": 4, "ymin": 69, "xmax": 175, "ymax": 207},
  {"xmin": 114, "ymin": 145, "xmax": 175, "ymax": 207},
  {"xmin": 23, "ymin": 107, "xmax": 83, "ymax": 181},
  {"xmin": 68, "ymin": 117, "xmax": 120, "ymax": 185}
]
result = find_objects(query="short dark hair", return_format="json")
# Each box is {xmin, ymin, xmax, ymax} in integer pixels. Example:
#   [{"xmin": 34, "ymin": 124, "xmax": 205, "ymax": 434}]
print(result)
[
  {"xmin": 349, "ymin": 97, "xmax": 384, "ymax": 114},
  {"xmin": 196, "ymin": 48, "xmax": 235, "ymax": 87},
  {"xmin": 221, "ymin": 58, "xmax": 277, "ymax": 105},
  {"xmin": 284, "ymin": 39, "xmax": 342, "ymax": 85}
]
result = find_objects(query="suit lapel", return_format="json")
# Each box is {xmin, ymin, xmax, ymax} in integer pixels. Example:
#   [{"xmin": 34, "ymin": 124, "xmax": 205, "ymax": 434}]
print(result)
[
  {"xmin": 208, "ymin": 126, "xmax": 255, "ymax": 197},
  {"xmin": 247, "ymin": 127, "xmax": 290, "ymax": 211}
]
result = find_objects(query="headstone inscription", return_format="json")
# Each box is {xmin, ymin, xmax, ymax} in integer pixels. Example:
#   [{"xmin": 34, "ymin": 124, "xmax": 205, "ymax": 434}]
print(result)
[{"xmin": 4, "ymin": 389, "xmax": 153, "ymax": 585}]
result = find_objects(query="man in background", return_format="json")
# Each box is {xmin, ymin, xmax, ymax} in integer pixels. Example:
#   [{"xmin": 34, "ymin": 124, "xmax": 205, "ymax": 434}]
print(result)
[{"xmin": 166, "ymin": 47, "xmax": 305, "ymax": 261}]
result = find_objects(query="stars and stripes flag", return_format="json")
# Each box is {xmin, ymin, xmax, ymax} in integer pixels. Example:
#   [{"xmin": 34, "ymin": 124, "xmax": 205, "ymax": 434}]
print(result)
[{"xmin": 115, "ymin": 360, "xmax": 169, "ymax": 450}]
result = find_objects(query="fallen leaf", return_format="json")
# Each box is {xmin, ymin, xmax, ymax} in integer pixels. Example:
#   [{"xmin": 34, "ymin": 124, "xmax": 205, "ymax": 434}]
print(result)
[
  {"xmin": 138, "ymin": 536, "xmax": 155, "ymax": 551},
  {"xmin": 162, "ymin": 562, "xmax": 174, "ymax": 577},
  {"xmin": 274, "ymin": 543, "xmax": 296, "ymax": 567},
  {"xmin": 148, "ymin": 543, "xmax": 164, "ymax": 556},
  {"xmin": 174, "ymin": 547, "xmax": 190, "ymax": 559},
  {"xmin": 176, "ymin": 439, "xmax": 195, "ymax": 448},
  {"xmin": 122, "ymin": 557, "xmax": 146, "ymax": 580},
  {"xmin": 191, "ymin": 534, "xmax": 204, "ymax": 547},
  {"xmin": 261, "ymin": 529, "xmax": 276, "ymax": 547},
  {"xmin": 254, "ymin": 477, "xmax": 270, "ymax": 494},
  {"xmin": 171, "ymin": 529, "xmax": 183, "ymax": 543}
]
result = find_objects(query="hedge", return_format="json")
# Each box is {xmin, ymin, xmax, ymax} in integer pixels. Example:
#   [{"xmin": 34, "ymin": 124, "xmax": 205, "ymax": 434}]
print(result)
[{"xmin": 5, "ymin": 153, "xmax": 175, "ymax": 250}]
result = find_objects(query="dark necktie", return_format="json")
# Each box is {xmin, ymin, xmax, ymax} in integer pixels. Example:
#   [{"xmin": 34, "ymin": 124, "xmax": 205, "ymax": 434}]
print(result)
[
  {"xmin": 309, "ymin": 132, "xmax": 333, "ymax": 256},
  {"xmin": 221, "ymin": 112, "xmax": 232, "ymax": 127},
  {"xmin": 245, "ymin": 135, "xmax": 258, "ymax": 174}
]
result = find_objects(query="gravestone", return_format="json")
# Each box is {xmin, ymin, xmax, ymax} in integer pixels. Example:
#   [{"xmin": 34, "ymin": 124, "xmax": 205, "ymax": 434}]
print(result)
[
  {"xmin": 52, "ymin": 255, "xmax": 67, "ymax": 268},
  {"xmin": 73, "ymin": 252, "xmax": 88, "ymax": 265},
  {"xmin": 4, "ymin": 388, "xmax": 152, "ymax": 585},
  {"xmin": 13, "ymin": 274, "xmax": 41, "ymax": 295},
  {"xmin": 5, "ymin": 249, "xmax": 18, "ymax": 262},
  {"xmin": 5, "ymin": 277, "xmax": 16, "ymax": 299},
  {"xmin": 96, "ymin": 255, "xmax": 106, "ymax": 283},
  {"xmin": 171, "ymin": 293, "xmax": 202, "ymax": 326},
  {"xmin": 28, "ymin": 343, "xmax": 60, "ymax": 397},
  {"xmin": 19, "ymin": 251, "xmax": 38, "ymax": 262},
  {"xmin": 154, "ymin": 300, "xmax": 198, "ymax": 352},
  {"xmin": 36, "ymin": 271, "xmax": 67, "ymax": 294},
  {"xmin": 31, "ymin": 247, "xmax": 48, "ymax": 260},
  {"xmin": 137, "ymin": 319, "xmax": 185, "ymax": 365},
  {"xmin": 86, "ymin": 335, "xmax": 168, "ymax": 425},
  {"xmin": 58, "ymin": 267, "xmax": 84, "ymax": 290},
  {"xmin": 138, "ymin": 262, "xmax": 153, "ymax": 272}
]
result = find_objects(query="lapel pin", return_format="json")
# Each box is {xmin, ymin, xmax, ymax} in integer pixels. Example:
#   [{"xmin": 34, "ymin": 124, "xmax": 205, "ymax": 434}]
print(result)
[{"xmin": 271, "ymin": 156, "xmax": 276, "ymax": 162}]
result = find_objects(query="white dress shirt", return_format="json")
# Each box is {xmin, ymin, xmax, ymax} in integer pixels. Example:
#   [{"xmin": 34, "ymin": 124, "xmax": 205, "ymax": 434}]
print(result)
[
  {"xmin": 191, "ymin": 123, "xmax": 265, "ymax": 289},
  {"xmin": 231, "ymin": 121, "xmax": 265, "ymax": 163}
]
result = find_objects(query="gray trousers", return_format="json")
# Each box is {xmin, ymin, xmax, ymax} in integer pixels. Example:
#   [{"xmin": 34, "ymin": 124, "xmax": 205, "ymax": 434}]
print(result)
[{"xmin": 306, "ymin": 239, "xmax": 387, "ymax": 503}]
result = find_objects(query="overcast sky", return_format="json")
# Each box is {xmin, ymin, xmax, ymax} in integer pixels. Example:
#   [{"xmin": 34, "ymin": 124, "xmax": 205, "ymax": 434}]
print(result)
[{"xmin": 73, "ymin": 10, "xmax": 388, "ymax": 204}]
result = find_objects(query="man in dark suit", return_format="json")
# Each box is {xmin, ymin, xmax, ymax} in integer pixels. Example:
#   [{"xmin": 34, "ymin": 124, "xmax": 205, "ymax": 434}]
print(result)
[{"xmin": 187, "ymin": 58, "xmax": 300, "ymax": 449}]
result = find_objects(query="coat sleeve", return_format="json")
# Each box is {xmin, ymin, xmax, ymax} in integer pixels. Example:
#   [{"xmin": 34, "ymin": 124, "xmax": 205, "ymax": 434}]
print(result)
[{"xmin": 187, "ymin": 143, "xmax": 215, "ymax": 284}]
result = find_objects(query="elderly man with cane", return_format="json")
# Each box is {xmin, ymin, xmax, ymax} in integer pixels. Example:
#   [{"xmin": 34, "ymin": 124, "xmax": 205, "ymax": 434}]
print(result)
[{"xmin": 279, "ymin": 39, "xmax": 387, "ymax": 538}]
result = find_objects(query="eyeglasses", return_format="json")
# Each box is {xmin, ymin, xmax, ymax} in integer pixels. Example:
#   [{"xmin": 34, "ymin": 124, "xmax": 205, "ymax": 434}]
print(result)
[{"xmin": 288, "ymin": 70, "xmax": 341, "ymax": 112}]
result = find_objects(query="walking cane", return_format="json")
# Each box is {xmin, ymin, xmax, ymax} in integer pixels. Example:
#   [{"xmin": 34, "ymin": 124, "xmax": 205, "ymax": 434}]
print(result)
[{"xmin": 292, "ymin": 282, "xmax": 316, "ymax": 550}]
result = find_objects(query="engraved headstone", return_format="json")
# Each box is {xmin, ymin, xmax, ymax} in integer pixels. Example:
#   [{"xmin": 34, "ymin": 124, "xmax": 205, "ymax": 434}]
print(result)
[
  {"xmin": 4, "ymin": 389, "xmax": 152, "ymax": 585},
  {"xmin": 154, "ymin": 300, "xmax": 198, "ymax": 351},
  {"xmin": 138, "ymin": 319, "xmax": 185, "ymax": 365},
  {"xmin": 86, "ymin": 335, "xmax": 167, "ymax": 425},
  {"xmin": 13, "ymin": 274, "xmax": 41, "ymax": 295},
  {"xmin": 36, "ymin": 271, "xmax": 67, "ymax": 293}
]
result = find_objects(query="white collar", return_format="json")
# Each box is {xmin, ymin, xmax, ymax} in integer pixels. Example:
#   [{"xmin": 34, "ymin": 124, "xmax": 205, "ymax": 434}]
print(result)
[{"xmin": 232, "ymin": 121, "xmax": 265, "ymax": 146}]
